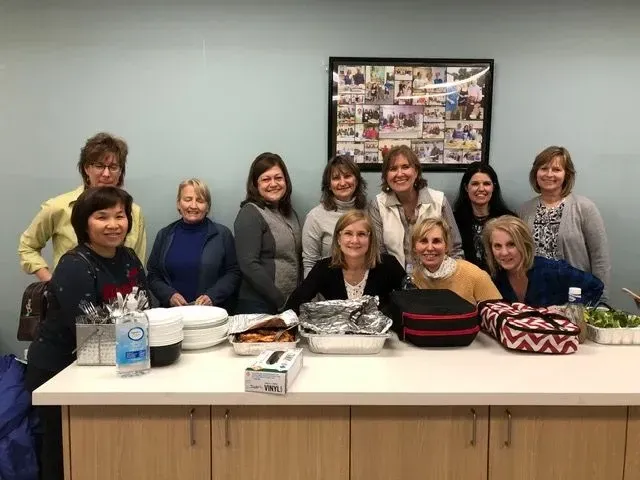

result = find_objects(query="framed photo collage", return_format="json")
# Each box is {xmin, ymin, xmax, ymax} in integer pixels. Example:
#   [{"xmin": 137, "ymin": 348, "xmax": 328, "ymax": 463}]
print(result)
[{"xmin": 328, "ymin": 57, "xmax": 494, "ymax": 171}]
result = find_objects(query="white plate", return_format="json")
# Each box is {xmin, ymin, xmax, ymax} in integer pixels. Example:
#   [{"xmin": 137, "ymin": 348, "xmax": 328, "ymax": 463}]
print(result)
[
  {"xmin": 181, "ymin": 336, "xmax": 227, "ymax": 350},
  {"xmin": 145, "ymin": 308, "xmax": 184, "ymax": 325},
  {"xmin": 171, "ymin": 306, "xmax": 228, "ymax": 324},
  {"xmin": 183, "ymin": 324, "xmax": 228, "ymax": 339}
]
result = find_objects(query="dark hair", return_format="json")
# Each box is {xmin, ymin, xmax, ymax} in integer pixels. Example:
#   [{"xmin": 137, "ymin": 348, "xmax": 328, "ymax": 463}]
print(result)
[
  {"xmin": 71, "ymin": 187, "xmax": 133, "ymax": 245},
  {"xmin": 453, "ymin": 162, "xmax": 514, "ymax": 221},
  {"xmin": 320, "ymin": 156, "xmax": 367, "ymax": 210},
  {"xmin": 380, "ymin": 145, "xmax": 427, "ymax": 193},
  {"xmin": 77, "ymin": 132, "xmax": 128, "ymax": 187},
  {"xmin": 241, "ymin": 152, "xmax": 293, "ymax": 216}
]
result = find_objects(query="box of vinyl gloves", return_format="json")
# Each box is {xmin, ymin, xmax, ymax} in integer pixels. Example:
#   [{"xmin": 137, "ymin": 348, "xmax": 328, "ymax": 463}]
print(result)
[{"xmin": 245, "ymin": 348, "xmax": 303, "ymax": 395}]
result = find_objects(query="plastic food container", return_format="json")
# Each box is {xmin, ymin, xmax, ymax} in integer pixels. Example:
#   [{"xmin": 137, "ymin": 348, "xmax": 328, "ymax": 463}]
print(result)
[
  {"xmin": 586, "ymin": 324, "xmax": 640, "ymax": 345},
  {"xmin": 150, "ymin": 341, "xmax": 182, "ymax": 367},
  {"xmin": 299, "ymin": 329, "xmax": 390, "ymax": 354}
]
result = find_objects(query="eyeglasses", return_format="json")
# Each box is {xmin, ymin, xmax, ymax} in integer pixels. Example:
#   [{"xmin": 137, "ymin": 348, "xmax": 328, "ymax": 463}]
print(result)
[
  {"xmin": 91, "ymin": 163, "xmax": 121, "ymax": 173},
  {"xmin": 341, "ymin": 231, "xmax": 370, "ymax": 240}
]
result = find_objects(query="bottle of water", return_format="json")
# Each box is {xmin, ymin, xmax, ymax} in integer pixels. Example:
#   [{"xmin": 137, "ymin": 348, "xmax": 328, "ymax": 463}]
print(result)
[
  {"xmin": 566, "ymin": 287, "xmax": 587, "ymax": 344},
  {"xmin": 401, "ymin": 263, "xmax": 416, "ymax": 290},
  {"xmin": 115, "ymin": 311, "xmax": 150, "ymax": 377}
]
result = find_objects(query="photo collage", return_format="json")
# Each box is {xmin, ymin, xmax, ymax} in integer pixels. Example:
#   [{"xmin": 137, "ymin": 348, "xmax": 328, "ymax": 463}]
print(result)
[{"xmin": 332, "ymin": 62, "xmax": 491, "ymax": 169}]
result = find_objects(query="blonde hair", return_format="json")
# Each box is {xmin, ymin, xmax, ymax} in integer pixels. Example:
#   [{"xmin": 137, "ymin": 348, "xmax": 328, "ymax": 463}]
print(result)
[
  {"xmin": 330, "ymin": 210, "xmax": 380, "ymax": 269},
  {"xmin": 482, "ymin": 215, "xmax": 535, "ymax": 276},
  {"xmin": 529, "ymin": 146, "xmax": 576, "ymax": 197},
  {"xmin": 177, "ymin": 178, "xmax": 212, "ymax": 214},
  {"xmin": 411, "ymin": 217, "xmax": 451, "ymax": 260}
]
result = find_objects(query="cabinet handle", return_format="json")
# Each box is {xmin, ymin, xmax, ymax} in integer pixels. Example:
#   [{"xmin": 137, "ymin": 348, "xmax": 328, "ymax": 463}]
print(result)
[
  {"xmin": 189, "ymin": 408, "xmax": 196, "ymax": 446},
  {"xmin": 224, "ymin": 409, "xmax": 231, "ymax": 446},
  {"xmin": 504, "ymin": 409, "xmax": 512, "ymax": 447},
  {"xmin": 470, "ymin": 408, "xmax": 477, "ymax": 446}
]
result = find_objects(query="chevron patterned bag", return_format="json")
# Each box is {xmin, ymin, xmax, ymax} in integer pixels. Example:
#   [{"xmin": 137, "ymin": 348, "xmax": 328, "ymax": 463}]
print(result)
[{"xmin": 478, "ymin": 300, "xmax": 580, "ymax": 354}]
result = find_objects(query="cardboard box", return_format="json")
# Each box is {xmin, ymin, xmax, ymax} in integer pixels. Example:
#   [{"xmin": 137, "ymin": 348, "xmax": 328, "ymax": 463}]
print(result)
[{"xmin": 245, "ymin": 348, "xmax": 303, "ymax": 395}]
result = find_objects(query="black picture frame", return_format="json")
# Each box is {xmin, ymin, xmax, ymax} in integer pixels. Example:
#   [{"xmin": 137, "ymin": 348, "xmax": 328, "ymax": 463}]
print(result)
[{"xmin": 327, "ymin": 56, "xmax": 494, "ymax": 172}]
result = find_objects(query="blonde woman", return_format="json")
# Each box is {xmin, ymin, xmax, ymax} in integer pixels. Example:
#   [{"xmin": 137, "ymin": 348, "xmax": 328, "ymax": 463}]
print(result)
[
  {"xmin": 147, "ymin": 178, "xmax": 240, "ymax": 309},
  {"xmin": 409, "ymin": 217, "xmax": 500, "ymax": 305},
  {"xmin": 285, "ymin": 210, "xmax": 405, "ymax": 313},
  {"xmin": 483, "ymin": 215, "xmax": 603, "ymax": 307},
  {"xmin": 519, "ymin": 146, "xmax": 610, "ymax": 298}
]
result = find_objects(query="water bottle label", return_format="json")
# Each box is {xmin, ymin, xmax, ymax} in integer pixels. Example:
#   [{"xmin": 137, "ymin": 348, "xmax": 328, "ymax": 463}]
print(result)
[{"xmin": 116, "ymin": 323, "xmax": 149, "ymax": 366}]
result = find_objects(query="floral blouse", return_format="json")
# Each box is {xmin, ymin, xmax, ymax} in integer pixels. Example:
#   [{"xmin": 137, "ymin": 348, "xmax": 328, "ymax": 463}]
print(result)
[{"xmin": 533, "ymin": 201, "xmax": 565, "ymax": 260}]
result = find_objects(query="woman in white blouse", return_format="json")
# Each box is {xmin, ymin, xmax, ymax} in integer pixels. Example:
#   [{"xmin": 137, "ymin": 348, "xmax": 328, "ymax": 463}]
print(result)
[{"xmin": 286, "ymin": 210, "xmax": 404, "ymax": 313}]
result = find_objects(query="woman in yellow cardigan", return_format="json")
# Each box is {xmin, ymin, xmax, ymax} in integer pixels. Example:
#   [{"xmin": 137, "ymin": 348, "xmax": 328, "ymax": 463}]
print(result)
[
  {"xmin": 408, "ymin": 217, "xmax": 501, "ymax": 305},
  {"xmin": 18, "ymin": 132, "xmax": 147, "ymax": 281}
]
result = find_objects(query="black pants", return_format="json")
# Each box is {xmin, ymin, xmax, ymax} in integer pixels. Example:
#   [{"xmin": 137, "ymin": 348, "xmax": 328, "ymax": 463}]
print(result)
[{"xmin": 25, "ymin": 364, "xmax": 64, "ymax": 480}]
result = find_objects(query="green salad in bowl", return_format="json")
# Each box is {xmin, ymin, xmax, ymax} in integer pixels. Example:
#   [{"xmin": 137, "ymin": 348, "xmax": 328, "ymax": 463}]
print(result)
[{"xmin": 584, "ymin": 307, "xmax": 640, "ymax": 328}]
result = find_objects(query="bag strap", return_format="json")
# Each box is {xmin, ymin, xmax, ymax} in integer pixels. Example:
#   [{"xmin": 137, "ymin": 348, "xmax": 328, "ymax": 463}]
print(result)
[
  {"xmin": 73, "ymin": 249, "xmax": 98, "ymax": 280},
  {"xmin": 503, "ymin": 311, "xmax": 568, "ymax": 331}
]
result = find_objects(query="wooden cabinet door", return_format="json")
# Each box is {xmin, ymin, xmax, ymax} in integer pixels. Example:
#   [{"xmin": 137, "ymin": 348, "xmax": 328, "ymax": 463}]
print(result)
[
  {"xmin": 351, "ymin": 406, "xmax": 489, "ymax": 480},
  {"xmin": 212, "ymin": 406, "xmax": 349, "ymax": 480},
  {"xmin": 489, "ymin": 406, "xmax": 627, "ymax": 480},
  {"xmin": 625, "ymin": 407, "xmax": 640, "ymax": 480},
  {"xmin": 68, "ymin": 405, "xmax": 211, "ymax": 480}
]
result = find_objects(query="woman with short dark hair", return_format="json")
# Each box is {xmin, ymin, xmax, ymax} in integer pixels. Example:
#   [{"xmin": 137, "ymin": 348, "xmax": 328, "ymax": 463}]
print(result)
[
  {"xmin": 18, "ymin": 132, "xmax": 147, "ymax": 282},
  {"xmin": 233, "ymin": 153, "xmax": 302, "ymax": 314},
  {"xmin": 25, "ymin": 186, "xmax": 149, "ymax": 480}
]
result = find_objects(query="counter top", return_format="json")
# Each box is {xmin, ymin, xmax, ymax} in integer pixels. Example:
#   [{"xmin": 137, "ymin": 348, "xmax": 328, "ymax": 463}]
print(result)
[{"xmin": 33, "ymin": 334, "xmax": 640, "ymax": 406}]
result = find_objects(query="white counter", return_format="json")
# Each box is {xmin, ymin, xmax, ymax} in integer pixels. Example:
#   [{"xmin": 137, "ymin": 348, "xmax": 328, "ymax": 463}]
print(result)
[{"xmin": 32, "ymin": 333, "xmax": 640, "ymax": 406}]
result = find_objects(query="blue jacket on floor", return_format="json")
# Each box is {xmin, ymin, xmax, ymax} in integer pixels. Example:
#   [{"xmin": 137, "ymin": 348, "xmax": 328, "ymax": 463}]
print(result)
[{"xmin": 0, "ymin": 355, "xmax": 39, "ymax": 480}]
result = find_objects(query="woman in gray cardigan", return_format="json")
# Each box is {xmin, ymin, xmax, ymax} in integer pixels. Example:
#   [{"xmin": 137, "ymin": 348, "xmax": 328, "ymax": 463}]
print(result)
[
  {"xmin": 519, "ymin": 146, "xmax": 611, "ymax": 299},
  {"xmin": 233, "ymin": 153, "xmax": 302, "ymax": 314}
]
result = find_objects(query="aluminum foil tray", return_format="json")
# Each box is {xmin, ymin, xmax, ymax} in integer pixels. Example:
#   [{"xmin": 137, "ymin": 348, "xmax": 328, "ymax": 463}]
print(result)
[
  {"xmin": 229, "ymin": 334, "xmax": 300, "ymax": 356},
  {"xmin": 586, "ymin": 324, "xmax": 640, "ymax": 345},
  {"xmin": 299, "ymin": 329, "xmax": 389, "ymax": 355}
]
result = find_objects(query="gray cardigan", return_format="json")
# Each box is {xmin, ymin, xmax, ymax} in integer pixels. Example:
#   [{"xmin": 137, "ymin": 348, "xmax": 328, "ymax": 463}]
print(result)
[
  {"xmin": 233, "ymin": 202, "xmax": 302, "ymax": 312},
  {"xmin": 519, "ymin": 193, "xmax": 611, "ymax": 300}
]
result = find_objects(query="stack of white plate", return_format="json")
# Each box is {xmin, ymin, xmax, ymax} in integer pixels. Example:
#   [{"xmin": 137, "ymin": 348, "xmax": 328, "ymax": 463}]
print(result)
[
  {"xmin": 171, "ymin": 305, "xmax": 229, "ymax": 350},
  {"xmin": 145, "ymin": 308, "xmax": 184, "ymax": 347}
]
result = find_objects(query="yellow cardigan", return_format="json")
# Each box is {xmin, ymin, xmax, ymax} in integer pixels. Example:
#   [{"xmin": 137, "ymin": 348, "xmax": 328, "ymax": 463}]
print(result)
[
  {"xmin": 411, "ymin": 259, "xmax": 502, "ymax": 305},
  {"xmin": 18, "ymin": 186, "xmax": 147, "ymax": 273}
]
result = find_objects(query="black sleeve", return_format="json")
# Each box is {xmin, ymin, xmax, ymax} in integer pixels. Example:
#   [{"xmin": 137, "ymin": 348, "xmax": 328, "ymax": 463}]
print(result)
[
  {"xmin": 146, "ymin": 228, "xmax": 176, "ymax": 306},
  {"xmin": 384, "ymin": 254, "xmax": 406, "ymax": 290},
  {"xmin": 284, "ymin": 259, "xmax": 329, "ymax": 314},
  {"xmin": 48, "ymin": 253, "xmax": 99, "ymax": 331}
]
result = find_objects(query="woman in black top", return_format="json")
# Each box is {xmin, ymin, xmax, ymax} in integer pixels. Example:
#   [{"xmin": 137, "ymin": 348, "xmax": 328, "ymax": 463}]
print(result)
[
  {"xmin": 25, "ymin": 187, "xmax": 148, "ymax": 480},
  {"xmin": 285, "ymin": 210, "xmax": 405, "ymax": 313},
  {"xmin": 453, "ymin": 162, "xmax": 515, "ymax": 272}
]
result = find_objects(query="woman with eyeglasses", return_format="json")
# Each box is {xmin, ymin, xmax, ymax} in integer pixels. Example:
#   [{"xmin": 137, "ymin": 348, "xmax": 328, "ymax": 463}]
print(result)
[
  {"xmin": 285, "ymin": 210, "xmax": 405, "ymax": 314},
  {"xmin": 18, "ymin": 133, "xmax": 147, "ymax": 281}
]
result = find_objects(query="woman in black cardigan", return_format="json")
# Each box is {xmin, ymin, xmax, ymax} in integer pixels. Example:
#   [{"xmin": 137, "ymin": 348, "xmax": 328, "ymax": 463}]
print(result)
[
  {"xmin": 285, "ymin": 210, "xmax": 405, "ymax": 313},
  {"xmin": 453, "ymin": 162, "xmax": 516, "ymax": 272}
]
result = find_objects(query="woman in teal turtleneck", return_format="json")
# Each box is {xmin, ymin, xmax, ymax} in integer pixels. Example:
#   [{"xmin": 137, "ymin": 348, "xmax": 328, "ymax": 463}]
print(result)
[
  {"xmin": 301, "ymin": 155, "xmax": 368, "ymax": 276},
  {"xmin": 147, "ymin": 178, "xmax": 241, "ymax": 311}
]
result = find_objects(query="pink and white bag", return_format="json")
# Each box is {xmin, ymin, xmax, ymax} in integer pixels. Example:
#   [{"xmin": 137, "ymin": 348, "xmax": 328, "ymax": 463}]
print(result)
[{"xmin": 478, "ymin": 300, "xmax": 580, "ymax": 354}]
